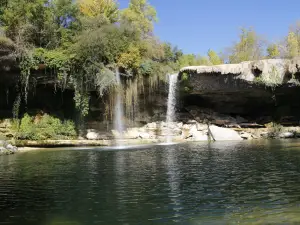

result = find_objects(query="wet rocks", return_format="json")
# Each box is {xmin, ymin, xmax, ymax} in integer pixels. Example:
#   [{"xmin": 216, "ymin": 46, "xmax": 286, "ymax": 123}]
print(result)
[
  {"xmin": 86, "ymin": 129, "xmax": 112, "ymax": 140},
  {"xmin": 87, "ymin": 119, "xmax": 300, "ymax": 144},
  {"xmin": 86, "ymin": 130, "xmax": 100, "ymax": 140},
  {"xmin": 0, "ymin": 140, "xmax": 18, "ymax": 155},
  {"xmin": 239, "ymin": 131, "xmax": 255, "ymax": 140},
  {"xmin": 279, "ymin": 132, "xmax": 295, "ymax": 139}
]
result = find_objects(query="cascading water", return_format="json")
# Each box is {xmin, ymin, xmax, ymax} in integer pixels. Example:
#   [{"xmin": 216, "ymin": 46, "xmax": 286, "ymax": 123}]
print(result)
[
  {"xmin": 165, "ymin": 74, "xmax": 178, "ymax": 143},
  {"xmin": 114, "ymin": 69, "xmax": 125, "ymax": 144}
]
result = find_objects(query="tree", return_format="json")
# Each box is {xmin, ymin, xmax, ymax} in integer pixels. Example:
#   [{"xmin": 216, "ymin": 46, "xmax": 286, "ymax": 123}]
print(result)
[
  {"xmin": 117, "ymin": 44, "xmax": 141, "ymax": 71},
  {"xmin": 286, "ymin": 31, "xmax": 300, "ymax": 58},
  {"xmin": 78, "ymin": 0, "xmax": 119, "ymax": 23},
  {"xmin": 1, "ymin": 0, "xmax": 49, "ymax": 41},
  {"xmin": 228, "ymin": 28, "xmax": 264, "ymax": 63},
  {"xmin": 207, "ymin": 49, "xmax": 223, "ymax": 65},
  {"xmin": 177, "ymin": 54, "xmax": 211, "ymax": 68},
  {"xmin": 286, "ymin": 32, "xmax": 299, "ymax": 58},
  {"xmin": 0, "ymin": 0, "xmax": 79, "ymax": 48},
  {"xmin": 121, "ymin": 0, "xmax": 157, "ymax": 37},
  {"xmin": 267, "ymin": 44, "xmax": 280, "ymax": 59}
]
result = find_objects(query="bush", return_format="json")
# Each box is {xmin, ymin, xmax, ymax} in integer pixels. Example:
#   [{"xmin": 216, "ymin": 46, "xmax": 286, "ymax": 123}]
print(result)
[
  {"xmin": 265, "ymin": 122, "xmax": 283, "ymax": 138},
  {"xmin": 15, "ymin": 113, "xmax": 77, "ymax": 140}
]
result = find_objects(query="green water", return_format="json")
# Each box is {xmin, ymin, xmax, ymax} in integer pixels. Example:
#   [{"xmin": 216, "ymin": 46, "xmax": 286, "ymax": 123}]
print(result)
[{"xmin": 1, "ymin": 140, "xmax": 300, "ymax": 225}]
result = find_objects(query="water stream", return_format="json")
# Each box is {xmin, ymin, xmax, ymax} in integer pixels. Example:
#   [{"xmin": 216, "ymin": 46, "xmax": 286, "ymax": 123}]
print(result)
[
  {"xmin": 166, "ymin": 73, "xmax": 178, "ymax": 143},
  {"xmin": 113, "ymin": 69, "xmax": 125, "ymax": 144}
]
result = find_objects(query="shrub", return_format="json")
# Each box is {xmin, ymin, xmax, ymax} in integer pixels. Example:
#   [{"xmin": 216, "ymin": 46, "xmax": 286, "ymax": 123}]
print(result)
[
  {"xmin": 265, "ymin": 122, "xmax": 283, "ymax": 138},
  {"xmin": 15, "ymin": 113, "xmax": 77, "ymax": 140}
]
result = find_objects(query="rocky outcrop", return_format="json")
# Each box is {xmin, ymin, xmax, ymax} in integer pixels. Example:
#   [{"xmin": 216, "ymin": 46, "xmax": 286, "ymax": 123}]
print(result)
[
  {"xmin": 109, "ymin": 121, "xmax": 245, "ymax": 142},
  {"xmin": 180, "ymin": 58, "xmax": 300, "ymax": 85},
  {"xmin": 178, "ymin": 59, "xmax": 300, "ymax": 123}
]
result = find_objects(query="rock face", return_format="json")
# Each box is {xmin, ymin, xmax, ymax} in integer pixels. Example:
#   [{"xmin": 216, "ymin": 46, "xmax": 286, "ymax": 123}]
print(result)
[
  {"xmin": 179, "ymin": 58, "xmax": 300, "ymax": 123},
  {"xmin": 180, "ymin": 58, "xmax": 300, "ymax": 85}
]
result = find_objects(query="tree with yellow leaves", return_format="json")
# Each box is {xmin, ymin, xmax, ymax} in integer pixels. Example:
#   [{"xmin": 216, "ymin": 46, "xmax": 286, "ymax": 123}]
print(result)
[{"xmin": 78, "ymin": 0, "xmax": 119, "ymax": 22}]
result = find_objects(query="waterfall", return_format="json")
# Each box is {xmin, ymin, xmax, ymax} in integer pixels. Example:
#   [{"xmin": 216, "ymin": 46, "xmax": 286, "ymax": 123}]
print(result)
[
  {"xmin": 166, "ymin": 74, "xmax": 178, "ymax": 143},
  {"xmin": 114, "ymin": 69, "xmax": 125, "ymax": 143}
]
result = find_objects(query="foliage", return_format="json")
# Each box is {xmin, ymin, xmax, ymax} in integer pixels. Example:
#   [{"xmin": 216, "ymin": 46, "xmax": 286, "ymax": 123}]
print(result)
[
  {"xmin": 267, "ymin": 44, "xmax": 280, "ymax": 59},
  {"xmin": 14, "ymin": 113, "xmax": 77, "ymax": 140},
  {"xmin": 78, "ymin": 0, "xmax": 119, "ymax": 22},
  {"xmin": 118, "ymin": 44, "xmax": 141, "ymax": 71},
  {"xmin": 0, "ymin": 36, "xmax": 17, "ymax": 67},
  {"xmin": 121, "ymin": 0, "xmax": 157, "ymax": 37},
  {"xmin": 265, "ymin": 122, "xmax": 283, "ymax": 138},
  {"xmin": 207, "ymin": 49, "xmax": 223, "ymax": 65},
  {"xmin": 286, "ymin": 31, "xmax": 299, "ymax": 58},
  {"xmin": 253, "ymin": 66, "xmax": 282, "ymax": 87},
  {"xmin": 0, "ymin": 0, "xmax": 179, "ymax": 123},
  {"xmin": 285, "ymin": 21, "xmax": 300, "ymax": 58},
  {"xmin": 228, "ymin": 28, "xmax": 264, "ymax": 63}
]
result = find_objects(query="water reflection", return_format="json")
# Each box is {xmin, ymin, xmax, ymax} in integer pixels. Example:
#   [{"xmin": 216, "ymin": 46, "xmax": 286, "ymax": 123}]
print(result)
[{"xmin": 0, "ymin": 141, "xmax": 300, "ymax": 224}]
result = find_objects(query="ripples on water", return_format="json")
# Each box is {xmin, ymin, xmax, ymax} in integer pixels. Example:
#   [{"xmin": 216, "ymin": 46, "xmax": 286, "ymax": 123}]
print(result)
[{"xmin": 1, "ymin": 140, "xmax": 300, "ymax": 224}]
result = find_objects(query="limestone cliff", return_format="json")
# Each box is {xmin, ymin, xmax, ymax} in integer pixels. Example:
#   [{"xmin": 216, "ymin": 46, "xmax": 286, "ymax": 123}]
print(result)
[
  {"xmin": 178, "ymin": 58, "xmax": 300, "ymax": 125},
  {"xmin": 180, "ymin": 58, "xmax": 300, "ymax": 86}
]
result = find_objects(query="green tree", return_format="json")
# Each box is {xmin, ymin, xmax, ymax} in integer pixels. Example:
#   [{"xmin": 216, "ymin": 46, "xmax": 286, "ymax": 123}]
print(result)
[
  {"xmin": 0, "ymin": 0, "xmax": 79, "ymax": 48},
  {"xmin": 267, "ymin": 44, "xmax": 280, "ymax": 59},
  {"xmin": 1, "ymin": 0, "xmax": 50, "ymax": 43},
  {"xmin": 286, "ymin": 31, "xmax": 299, "ymax": 58},
  {"xmin": 121, "ymin": 0, "xmax": 157, "ymax": 37},
  {"xmin": 177, "ymin": 54, "xmax": 211, "ymax": 68},
  {"xmin": 207, "ymin": 49, "xmax": 223, "ymax": 65},
  {"xmin": 228, "ymin": 28, "xmax": 264, "ymax": 63}
]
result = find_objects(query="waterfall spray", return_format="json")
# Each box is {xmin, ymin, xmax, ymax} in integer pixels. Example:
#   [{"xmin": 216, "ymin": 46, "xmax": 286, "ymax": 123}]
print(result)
[
  {"xmin": 166, "ymin": 74, "xmax": 178, "ymax": 143},
  {"xmin": 114, "ymin": 69, "xmax": 125, "ymax": 144}
]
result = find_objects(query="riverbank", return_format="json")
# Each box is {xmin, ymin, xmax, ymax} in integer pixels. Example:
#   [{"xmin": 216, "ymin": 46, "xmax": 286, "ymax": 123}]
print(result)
[{"xmin": 2, "ymin": 119, "xmax": 300, "ymax": 154}]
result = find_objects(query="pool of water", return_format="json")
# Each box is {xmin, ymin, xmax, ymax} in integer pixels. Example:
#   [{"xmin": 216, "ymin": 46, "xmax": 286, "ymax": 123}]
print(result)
[{"xmin": 1, "ymin": 140, "xmax": 300, "ymax": 224}]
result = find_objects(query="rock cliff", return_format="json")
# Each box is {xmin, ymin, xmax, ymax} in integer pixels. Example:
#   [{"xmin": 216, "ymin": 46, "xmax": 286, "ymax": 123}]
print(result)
[
  {"xmin": 180, "ymin": 58, "xmax": 300, "ymax": 86},
  {"xmin": 178, "ymin": 58, "xmax": 300, "ymax": 124}
]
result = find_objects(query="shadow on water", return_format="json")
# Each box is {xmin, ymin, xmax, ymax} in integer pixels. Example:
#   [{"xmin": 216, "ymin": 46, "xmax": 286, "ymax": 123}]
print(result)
[{"xmin": 1, "ymin": 140, "xmax": 300, "ymax": 224}]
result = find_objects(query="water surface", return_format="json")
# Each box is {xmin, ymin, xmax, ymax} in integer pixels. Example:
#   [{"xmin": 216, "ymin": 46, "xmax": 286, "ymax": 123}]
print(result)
[{"xmin": 1, "ymin": 140, "xmax": 300, "ymax": 224}]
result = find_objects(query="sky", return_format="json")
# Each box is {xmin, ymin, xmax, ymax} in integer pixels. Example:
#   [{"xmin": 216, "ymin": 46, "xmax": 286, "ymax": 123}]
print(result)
[{"xmin": 119, "ymin": 0, "xmax": 300, "ymax": 55}]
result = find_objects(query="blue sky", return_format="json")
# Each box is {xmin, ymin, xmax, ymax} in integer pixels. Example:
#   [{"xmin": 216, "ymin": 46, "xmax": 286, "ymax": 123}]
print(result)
[{"xmin": 119, "ymin": 0, "xmax": 300, "ymax": 55}]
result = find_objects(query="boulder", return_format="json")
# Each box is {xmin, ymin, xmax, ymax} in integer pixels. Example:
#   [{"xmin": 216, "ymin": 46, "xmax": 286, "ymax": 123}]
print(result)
[
  {"xmin": 5, "ymin": 144, "xmax": 18, "ymax": 152},
  {"xmin": 209, "ymin": 125, "xmax": 243, "ymax": 141},
  {"xmin": 239, "ymin": 132, "xmax": 253, "ymax": 140},
  {"xmin": 279, "ymin": 132, "xmax": 295, "ymax": 139},
  {"xmin": 139, "ymin": 132, "xmax": 151, "ymax": 139},
  {"xmin": 86, "ymin": 131, "xmax": 99, "ymax": 140}
]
